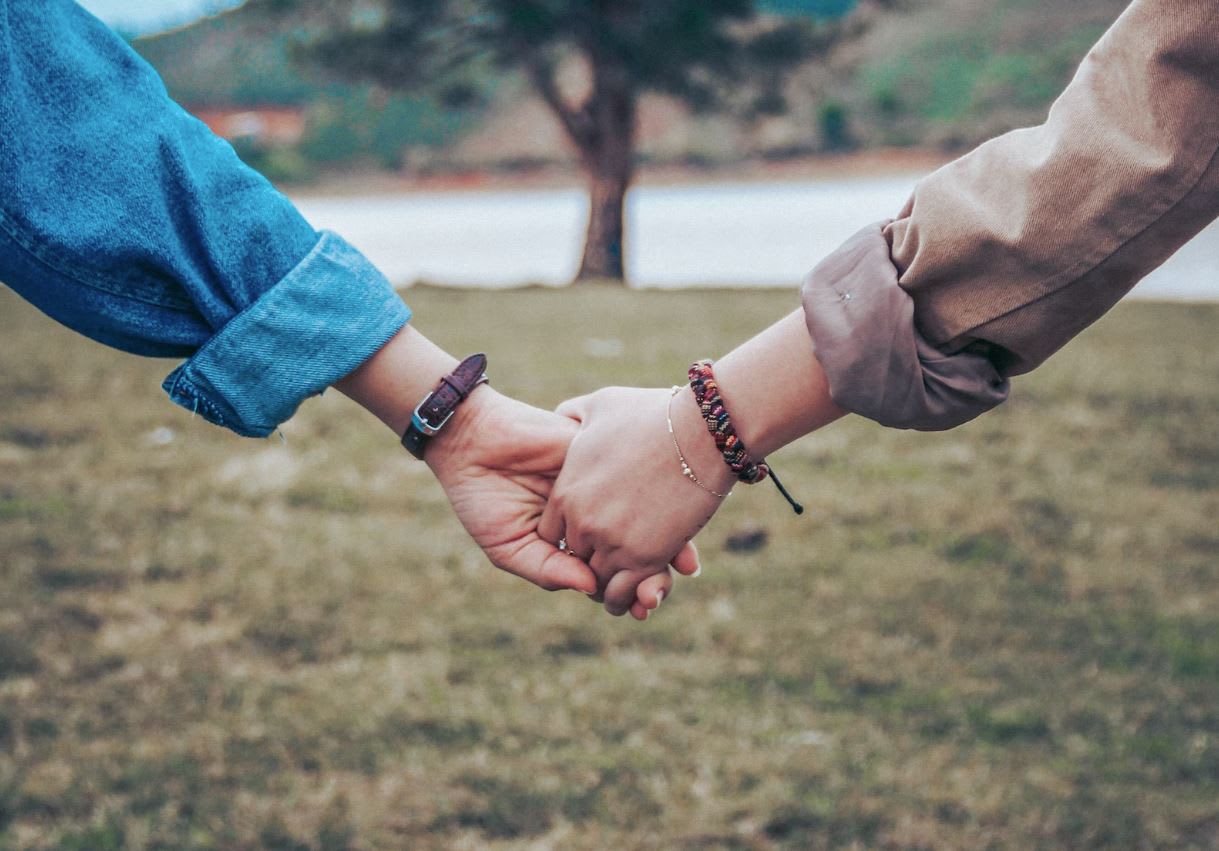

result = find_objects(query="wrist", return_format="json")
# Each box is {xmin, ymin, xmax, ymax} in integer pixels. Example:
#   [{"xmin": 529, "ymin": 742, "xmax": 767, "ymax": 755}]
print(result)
[
  {"xmin": 423, "ymin": 383, "xmax": 496, "ymax": 471},
  {"xmin": 708, "ymin": 310, "xmax": 845, "ymax": 458},
  {"xmin": 671, "ymin": 385, "xmax": 737, "ymax": 495},
  {"xmin": 335, "ymin": 325, "xmax": 459, "ymax": 438}
]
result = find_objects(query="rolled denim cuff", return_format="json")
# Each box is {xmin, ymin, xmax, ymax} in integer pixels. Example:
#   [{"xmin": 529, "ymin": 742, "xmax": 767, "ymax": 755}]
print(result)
[
  {"xmin": 801, "ymin": 223, "xmax": 1010, "ymax": 432},
  {"xmin": 162, "ymin": 231, "xmax": 411, "ymax": 437}
]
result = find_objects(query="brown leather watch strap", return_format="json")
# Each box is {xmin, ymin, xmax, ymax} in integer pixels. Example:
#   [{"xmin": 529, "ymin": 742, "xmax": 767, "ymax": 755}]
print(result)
[{"xmin": 401, "ymin": 353, "xmax": 489, "ymax": 460}]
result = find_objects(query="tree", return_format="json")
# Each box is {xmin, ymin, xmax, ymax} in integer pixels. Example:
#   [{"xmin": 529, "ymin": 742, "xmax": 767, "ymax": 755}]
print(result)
[{"xmin": 257, "ymin": 0, "xmax": 886, "ymax": 283}]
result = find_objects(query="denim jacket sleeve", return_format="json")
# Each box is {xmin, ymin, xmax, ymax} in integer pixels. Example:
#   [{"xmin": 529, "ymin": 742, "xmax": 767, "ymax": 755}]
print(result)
[{"xmin": 0, "ymin": 0, "xmax": 411, "ymax": 437}]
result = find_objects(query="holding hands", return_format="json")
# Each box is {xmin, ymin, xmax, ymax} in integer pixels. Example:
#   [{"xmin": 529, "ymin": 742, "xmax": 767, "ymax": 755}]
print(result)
[
  {"xmin": 341, "ymin": 310, "xmax": 841, "ymax": 622},
  {"xmin": 430, "ymin": 383, "xmax": 718, "ymax": 621},
  {"xmin": 423, "ymin": 387, "xmax": 601, "ymax": 596},
  {"xmin": 335, "ymin": 324, "xmax": 709, "ymax": 616}
]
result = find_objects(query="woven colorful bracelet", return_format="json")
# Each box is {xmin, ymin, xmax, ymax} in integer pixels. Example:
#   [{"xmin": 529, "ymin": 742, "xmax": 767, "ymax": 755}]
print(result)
[{"xmin": 688, "ymin": 359, "xmax": 804, "ymax": 515}]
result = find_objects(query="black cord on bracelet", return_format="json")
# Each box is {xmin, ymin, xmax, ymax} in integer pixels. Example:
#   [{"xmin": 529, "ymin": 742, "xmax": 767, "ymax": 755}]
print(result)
[{"xmin": 768, "ymin": 467, "xmax": 804, "ymax": 515}]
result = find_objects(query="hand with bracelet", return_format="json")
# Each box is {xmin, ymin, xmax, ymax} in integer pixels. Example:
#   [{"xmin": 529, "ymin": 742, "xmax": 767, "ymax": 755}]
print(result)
[
  {"xmin": 544, "ymin": 310, "xmax": 846, "ymax": 617},
  {"xmin": 0, "ymin": 0, "xmax": 692, "ymax": 617},
  {"xmin": 16, "ymin": 0, "xmax": 1198, "ymax": 623},
  {"xmin": 334, "ymin": 324, "xmax": 693, "ymax": 613}
]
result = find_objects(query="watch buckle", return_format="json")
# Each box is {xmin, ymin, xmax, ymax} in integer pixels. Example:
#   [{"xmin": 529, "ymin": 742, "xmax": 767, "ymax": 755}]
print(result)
[{"xmin": 411, "ymin": 392, "xmax": 455, "ymax": 437}]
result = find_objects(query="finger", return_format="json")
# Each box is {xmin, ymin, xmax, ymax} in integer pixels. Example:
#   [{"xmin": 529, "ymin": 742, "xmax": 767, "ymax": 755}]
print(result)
[
  {"xmin": 603, "ymin": 568, "xmax": 645, "ymax": 617},
  {"xmin": 584, "ymin": 548, "xmax": 620, "ymax": 603},
  {"xmin": 587, "ymin": 546, "xmax": 617, "ymax": 596},
  {"xmin": 671, "ymin": 540, "xmax": 702, "ymax": 577},
  {"xmin": 538, "ymin": 510, "xmax": 601, "ymax": 596},
  {"xmin": 538, "ymin": 549, "xmax": 599, "ymax": 595},
  {"xmin": 585, "ymin": 546, "xmax": 609, "ymax": 599},
  {"xmin": 498, "ymin": 538, "xmax": 598, "ymax": 595},
  {"xmin": 635, "ymin": 568, "xmax": 675, "ymax": 611},
  {"xmin": 538, "ymin": 500, "xmax": 564, "ymax": 552},
  {"xmin": 630, "ymin": 601, "xmax": 650, "ymax": 621},
  {"xmin": 555, "ymin": 394, "xmax": 593, "ymax": 423}
]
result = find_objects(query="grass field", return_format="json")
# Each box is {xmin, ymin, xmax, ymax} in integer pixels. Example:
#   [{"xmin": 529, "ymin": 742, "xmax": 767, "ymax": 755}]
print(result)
[{"xmin": 1, "ymin": 284, "xmax": 1217, "ymax": 850}]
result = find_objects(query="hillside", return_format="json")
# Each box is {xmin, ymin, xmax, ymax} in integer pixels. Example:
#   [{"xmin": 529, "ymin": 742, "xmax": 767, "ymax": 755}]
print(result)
[
  {"xmin": 134, "ymin": 9, "xmax": 314, "ymax": 106},
  {"xmin": 134, "ymin": 7, "xmax": 486, "ymax": 175},
  {"xmin": 835, "ymin": 0, "xmax": 1129, "ymax": 149},
  {"xmin": 134, "ymin": 0, "xmax": 1133, "ymax": 177}
]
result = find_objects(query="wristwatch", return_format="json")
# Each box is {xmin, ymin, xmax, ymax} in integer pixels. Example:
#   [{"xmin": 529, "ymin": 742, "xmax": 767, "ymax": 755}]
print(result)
[{"xmin": 401, "ymin": 353, "xmax": 489, "ymax": 460}]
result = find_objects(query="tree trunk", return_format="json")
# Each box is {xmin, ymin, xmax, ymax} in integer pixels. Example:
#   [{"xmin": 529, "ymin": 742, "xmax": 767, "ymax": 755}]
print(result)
[
  {"xmin": 575, "ymin": 165, "xmax": 631, "ymax": 282},
  {"xmin": 522, "ymin": 49, "xmax": 636, "ymax": 283},
  {"xmin": 572, "ymin": 57, "xmax": 636, "ymax": 284}
]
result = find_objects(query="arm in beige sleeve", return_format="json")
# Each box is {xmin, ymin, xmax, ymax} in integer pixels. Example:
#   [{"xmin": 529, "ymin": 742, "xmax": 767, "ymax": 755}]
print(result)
[{"xmin": 803, "ymin": 0, "xmax": 1219, "ymax": 430}]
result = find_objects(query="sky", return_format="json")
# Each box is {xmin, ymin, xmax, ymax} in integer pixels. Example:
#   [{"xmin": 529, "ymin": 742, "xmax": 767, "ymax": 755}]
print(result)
[{"xmin": 77, "ymin": 0, "xmax": 242, "ymax": 33}]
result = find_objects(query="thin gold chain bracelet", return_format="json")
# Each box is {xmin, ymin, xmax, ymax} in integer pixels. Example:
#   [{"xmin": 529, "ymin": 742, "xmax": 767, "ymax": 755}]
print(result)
[{"xmin": 667, "ymin": 386, "xmax": 731, "ymax": 500}]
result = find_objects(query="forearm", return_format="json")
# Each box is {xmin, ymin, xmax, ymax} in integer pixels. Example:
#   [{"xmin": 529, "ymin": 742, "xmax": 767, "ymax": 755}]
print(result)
[
  {"xmin": 797, "ymin": 0, "xmax": 1219, "ymax": 434},
  {"xmin": 0, "ymin": 0, "xmax": 410, "ymax": 437},
  {"xmin": 544, "ymin": 310, "xmax": 840, "ymax": 607},
  {"xmin": 701, "ymin": 310, "xmax": 845, "ymax": 458},
  {"xmin": 887, "ymin": 0, "xmax": 1219, "ymax": 371},
  {"xmin": 334, "ymin": 325, "xmax": 460, "ymax": 440}
]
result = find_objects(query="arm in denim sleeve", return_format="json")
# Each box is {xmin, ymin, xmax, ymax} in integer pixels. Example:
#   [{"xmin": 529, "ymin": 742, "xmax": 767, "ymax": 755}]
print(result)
[
  {"xmin": 0, "ymin": 0, "xmax": 410, "ymax": 436},
  {"xmin": 801, "ymin": 0, "xmax": 1219, "ymax": 431}
]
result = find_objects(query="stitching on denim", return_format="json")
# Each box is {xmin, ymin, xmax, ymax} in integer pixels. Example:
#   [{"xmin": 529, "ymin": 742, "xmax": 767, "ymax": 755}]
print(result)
[
  {"xmin": 168, "ymin": 377, "xmax": 224, "ymax": 425},
  {"xmin": 155, "ymin": 229, "xmax": 408, "ymax": 439},
  {"xmin": 0, "ymin": 205, "xmax": 198, "ymax": 313},
  {"xmin": 161, "ymin": 231, "xmax": 380, "ymax": 438},
  {"xmin": 168, "ymin": 371, "xmax": 272, "ymax": 437}
]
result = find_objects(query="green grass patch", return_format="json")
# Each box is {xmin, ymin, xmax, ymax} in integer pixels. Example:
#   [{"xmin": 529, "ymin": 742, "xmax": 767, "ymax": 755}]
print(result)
[{"xmin": 1, "ymin": 285, "xmax": 1217, "ymax": 848}]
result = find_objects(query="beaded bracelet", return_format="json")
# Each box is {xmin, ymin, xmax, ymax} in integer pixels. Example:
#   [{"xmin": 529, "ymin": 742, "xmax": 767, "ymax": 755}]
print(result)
[{"xmin": 688, "ymin": 359, "xmax": 804, "ymax": 515}]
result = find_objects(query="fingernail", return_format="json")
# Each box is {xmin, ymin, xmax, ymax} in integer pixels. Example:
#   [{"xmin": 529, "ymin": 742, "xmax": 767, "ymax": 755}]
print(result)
[
  {"xmin": 692, "ymin": 564, "xmax": 702, "ymax": 578},
  {"xmin": 655, "ymin": 589, "xmax": 665, "ymax": 607}
]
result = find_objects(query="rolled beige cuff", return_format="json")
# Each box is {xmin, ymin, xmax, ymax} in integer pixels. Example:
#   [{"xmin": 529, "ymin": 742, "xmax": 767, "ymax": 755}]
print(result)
[
  {"xmin": 885, "ymin": 0, "xmax": 1219, "ymax": 373},
  {"xmin": 801, "ymin": 223, "xmax": 1010, "ymax": 431}
]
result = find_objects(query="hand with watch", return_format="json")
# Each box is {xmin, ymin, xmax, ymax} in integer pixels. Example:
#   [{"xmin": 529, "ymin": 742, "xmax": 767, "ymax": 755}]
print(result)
[{"xmin": 335, "ymin": 325, "xmax": 690, "ymax": 617}]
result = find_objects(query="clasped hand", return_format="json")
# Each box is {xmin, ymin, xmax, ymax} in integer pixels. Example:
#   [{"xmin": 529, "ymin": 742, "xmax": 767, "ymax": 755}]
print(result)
[{"xmin": 429, "ymin": 385, "xmax": 734, "ymax": 621}]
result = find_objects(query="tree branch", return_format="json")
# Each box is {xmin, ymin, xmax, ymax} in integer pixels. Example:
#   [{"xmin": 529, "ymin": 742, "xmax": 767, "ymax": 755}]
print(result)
[{"xmin": 523, "ymin": 56, "xmax": 595, "ymax": 151}]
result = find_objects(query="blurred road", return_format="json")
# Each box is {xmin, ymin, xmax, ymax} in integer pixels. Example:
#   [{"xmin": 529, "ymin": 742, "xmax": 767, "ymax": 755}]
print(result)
[{"xmin": 293, "ymin": 175, "xmax": 1218, "ymax": 298}]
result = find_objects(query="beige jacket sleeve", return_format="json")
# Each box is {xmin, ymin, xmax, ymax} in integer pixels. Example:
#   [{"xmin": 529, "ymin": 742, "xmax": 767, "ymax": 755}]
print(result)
[{"xmin": 802, "ymin": 0, "xmax": 1219, "ymax": 430}]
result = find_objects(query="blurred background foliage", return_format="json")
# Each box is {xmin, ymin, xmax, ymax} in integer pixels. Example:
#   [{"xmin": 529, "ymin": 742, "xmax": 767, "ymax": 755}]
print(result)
[
  {"xmin": 195, "ymin": 0, "xmax": 891, "ymax": 281},
  {"xmin": 132, "ymin": 0, "xmax": 1131, "ymax": 183}
]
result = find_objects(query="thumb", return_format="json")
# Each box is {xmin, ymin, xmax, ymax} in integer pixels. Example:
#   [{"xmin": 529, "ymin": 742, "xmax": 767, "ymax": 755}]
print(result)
[
  {"xmin": 498, "ymin": 537, "xmax": 599, "ymax": 595},
  {"xmin": 537, "ymin": 548, "xmax": 599, "ymax": 595}
]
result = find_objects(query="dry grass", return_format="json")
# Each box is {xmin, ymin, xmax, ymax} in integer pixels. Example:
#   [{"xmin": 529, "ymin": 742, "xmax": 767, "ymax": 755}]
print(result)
[{"xmin": 1, "ymin": 284, "xmax": 1217, "ymax": 849}]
